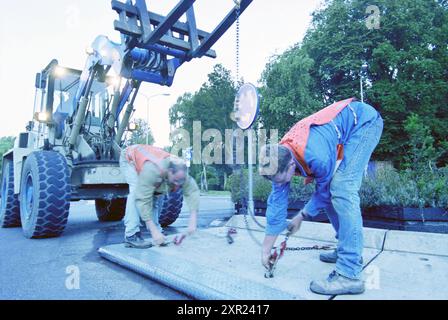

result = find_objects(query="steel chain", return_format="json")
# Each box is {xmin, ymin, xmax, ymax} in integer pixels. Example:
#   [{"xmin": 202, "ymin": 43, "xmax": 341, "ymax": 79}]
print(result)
[
  {"xmin": 232, "ymin": 0, "xmax": 335, "ymax": 256},
  {"xmin": 235, "ymin": 1, "xmax": 240, "ymax": 84},
  {"xmin": 283, "ymin": 245, "xmax": 334, "ymax": 251}
]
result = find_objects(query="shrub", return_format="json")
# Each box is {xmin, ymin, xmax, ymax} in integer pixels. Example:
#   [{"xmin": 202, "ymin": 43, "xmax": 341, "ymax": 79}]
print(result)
[
  {"xmin": 360, "ymin": 166, "xmax": 448, "ymax": 209},
  {"xmin": 226, "ymin": 169, "xmax": 272, "ymax": 202},
  {"xmin": 228, "ymin": 165, "xmax": 448, "ymax": 209},
  {"xmin": 195, "ymin": 166, "xmax": 221, "ymax": 191},
  {"xmin": 289, "ymin": 176, "xmax": 315, "ymax": 202},
  {"xmin": 227, "ymin": 170, "xmax": 315, "ymax": 203}
]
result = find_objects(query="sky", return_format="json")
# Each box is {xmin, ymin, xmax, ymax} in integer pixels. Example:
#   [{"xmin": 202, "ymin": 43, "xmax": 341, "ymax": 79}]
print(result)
[{"xmin": 0, "ymin": 0, "xmax": 322, "ymax": 147}]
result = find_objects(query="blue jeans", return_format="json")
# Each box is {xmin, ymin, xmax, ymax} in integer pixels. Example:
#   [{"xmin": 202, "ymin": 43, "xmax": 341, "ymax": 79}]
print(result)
[
  {"xmin": 326, "ymin": 116, "xmax": 383, "ymax": 280},
  {"xmin": 120, "ymin": 149, "xmax": 164, "ymax": 238}
]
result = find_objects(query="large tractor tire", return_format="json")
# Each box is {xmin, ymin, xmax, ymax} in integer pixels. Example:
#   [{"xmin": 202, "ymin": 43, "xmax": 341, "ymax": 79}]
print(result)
[
  {"xmin": 19, "ymin": 151, "xmax": 70, "ymax": 239},
  {"xmin": 159, "ymin": 188, "xmax": 184, "ymax": 228},
  {"xmin": 0, "ymin": 159, "xmax": 21, "ymax": 228},
  {"xmin": 95, "ymin": 198, "xmax": 126, "ymax": 222}
]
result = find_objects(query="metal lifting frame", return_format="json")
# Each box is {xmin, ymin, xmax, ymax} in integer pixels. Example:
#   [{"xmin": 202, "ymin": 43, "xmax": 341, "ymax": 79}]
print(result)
[{"xmin": 111, "ymin": 0, "xmax": 253, "ymax": 86}]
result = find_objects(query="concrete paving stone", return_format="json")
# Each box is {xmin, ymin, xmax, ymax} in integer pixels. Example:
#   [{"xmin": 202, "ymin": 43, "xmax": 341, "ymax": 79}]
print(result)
[
  {"xmin": 181, "ymin": 196, "xmax": 235, "ymax": 214},
  {"xmin": 171, "ymin": 212, "xmax": 234, "ymax": 229},
  {"xmin": 226, "ymin": 215, "xmax": 387, "ymax": 250},
  {"xmin": 383, "ymin": 230, "xmax": 448, "ymax": 256},
  {"xmin": 99, "ymin": 227, "xmax": 380, "ymax": 300},
  {"xmin": 97, "ymin": 212, "xmax": 448, "ymax": 300},
  {"xmin": 335, "ymin": 251, "xmax": 448, "ymax": 300},
  {"xmin": 204, "ymin": 228, "xmax": 379, "ymax": 296},
  {"xmin": 99, "ymin": 245, "xmax": 297, "ymax": 300}
]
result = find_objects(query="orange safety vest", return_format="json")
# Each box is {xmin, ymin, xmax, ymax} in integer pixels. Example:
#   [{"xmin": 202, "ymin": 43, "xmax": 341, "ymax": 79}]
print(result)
[
  {"xmin": 125, "ymin": 145, "xmax": 182, "ymax": 192},
  {"xmin": 280, "ymin": 98, "xmax": 355, "ymax": 180},
  {"xmin": 126, "ymin": 145, "xmax": 171, "ymax": 175}
]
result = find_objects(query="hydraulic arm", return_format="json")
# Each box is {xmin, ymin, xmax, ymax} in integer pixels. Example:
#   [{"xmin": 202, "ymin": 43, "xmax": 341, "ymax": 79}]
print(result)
[{"xmin": 69, "ymin": 0, "xmax": 253, "ymax": 157}]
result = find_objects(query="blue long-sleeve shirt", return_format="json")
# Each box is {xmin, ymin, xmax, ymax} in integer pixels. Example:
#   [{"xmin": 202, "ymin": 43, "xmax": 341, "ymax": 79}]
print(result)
[{"xmin": 265, "ymin": 101, "xmax": 381, "ymax": 235}]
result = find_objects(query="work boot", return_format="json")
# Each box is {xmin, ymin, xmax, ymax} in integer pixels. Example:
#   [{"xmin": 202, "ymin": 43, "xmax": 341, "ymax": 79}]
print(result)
[
  {"xmin": 310, "ymin": 271, "xmax": 365, "ymax": 295},
  {"xmin": 124, "ymin": 232, "xmax": 153, "ymax": 249},
  {"xmin": 319, "ymin": 250, "xmax": 364, "ymax": 264}
]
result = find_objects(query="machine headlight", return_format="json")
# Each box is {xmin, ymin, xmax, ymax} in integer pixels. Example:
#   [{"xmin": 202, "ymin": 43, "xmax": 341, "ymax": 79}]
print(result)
[
  {"xmin": 128, "ymin": 123, "xmax": 137, "ymax": 131},
  {"xmin": 86, "ymin": 46, "xmax": 95, "ymax": 55},
  {"xmin": 54, "ymin": 66, "xmax": 66, "ymax": 78},
  {"xmin": 34, "ymin": 112, "xmax": 49, "ymax": 123},
  {"xmin": 110, "ymin": 76, "xmax": 122, "ymax": 88}
]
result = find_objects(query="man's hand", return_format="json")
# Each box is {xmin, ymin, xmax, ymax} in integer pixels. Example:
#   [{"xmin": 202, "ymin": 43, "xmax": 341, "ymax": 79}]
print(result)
[
  {"xmin": 261, "ymin": 235, "xmax": 277, "ymax": 269},
  {"xmin": 261, "ymin": 251, "xmax": 271, "ymax": 269},
  {"xmin": 146, "ymin": 220, "xmax": 166, "ymax": 246},
  {"xmin": 187, "ymin": 223, "xmax": 197, "ymax": 236},
  {"xmin": 287, "ymin": 210, "xmax": 305, "ymax": 236},
  {"xmin": 151, "ymin": 229, "xmax": 166, "ymax": 246}
]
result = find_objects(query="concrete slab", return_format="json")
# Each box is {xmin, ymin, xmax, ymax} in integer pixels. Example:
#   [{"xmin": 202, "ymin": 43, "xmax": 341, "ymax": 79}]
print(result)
[
  {"xmin": 204, "ymin": 228, "xmax": 380, "ymax": 298},
  {"xmin": 99, "ymin": 227, "xmax": 380, "ymax": 300},
  {"xmin": 226, "ymin": 215, "xmax": 387, "ymax": 250},
  {"xmin": 181, "ymin": 196, "xmax": 235, "ymax": 214},
  {"xmin": 172, "ymin": 196, "xmax": 235, "ymax": 228},
  {"xmin": 99, "ymin": 214, "xmax": 448, "ymax": 300},
  {"xmin": 173, "ymin": 210, "xmax": 234, "ymax": 222},
  {"xmin": 383, "ymin": 230, "xmax": 448, "ymax": 256},
  {"xmin": 98, "ymin": 244, "xmax": 296, "ymax": 300},
  {"xmin": 335, "ymin": 251, "xmax": 448, "ymax": 300}
]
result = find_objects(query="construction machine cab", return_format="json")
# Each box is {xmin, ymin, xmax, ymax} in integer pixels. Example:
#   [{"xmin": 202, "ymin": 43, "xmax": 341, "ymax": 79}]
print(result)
[
  {"xmin": 32, "ymin": 60, "xmax": 120, "ymax": 161},
  {"xmin": 1, "ymin": 0, "xmax": 254, "ymax": 239}
]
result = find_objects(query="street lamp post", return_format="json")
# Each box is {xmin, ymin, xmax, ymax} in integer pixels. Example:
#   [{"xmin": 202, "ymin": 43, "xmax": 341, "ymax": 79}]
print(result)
[
  {"xmin": 139, "ymin": 93, "xmax": 171, "ymax": 145},
  {"xmin": 360, "ymin": 63, "xmax": 368, "ymax": 103},
  {"xmin": 360, "ymin": 63, "xmax": 369, "ymax": 177}
]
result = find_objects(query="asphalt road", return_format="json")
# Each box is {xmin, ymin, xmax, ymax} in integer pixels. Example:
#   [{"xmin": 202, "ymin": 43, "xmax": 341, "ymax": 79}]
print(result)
[{"xmin": 0, "ymin": 196, "xmax": 234, "ymax": 300}]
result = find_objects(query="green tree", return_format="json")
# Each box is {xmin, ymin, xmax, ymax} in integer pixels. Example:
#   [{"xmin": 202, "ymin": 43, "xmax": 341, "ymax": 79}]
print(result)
[
  {"xmin": 170, "ymin": 64, "xmax": 236, "ymax": 133},
  {"xmin": 129, "ymin": 119, "xmax": 154, "ymax": 145},
  {"xmin": 258, "ymin": 0, "xmax": 447, "ymax": 166},
  {"xmin": 169, "ymin": 64, "xmax": 237, "ymax": 189},
  {"xmin": 259, "ymin": 46, "xmax": 321, "ymax": 137},
  {"xmin": 300, "ymin": 0, "xmax": 448, "ymax": 166},
  {"xmin": 0, "ymin": 136, "xmax": 16, "ymax": 173},
  {"xmin": 403, "ymin": 113, "xmax": 444, "ymax": 169}
]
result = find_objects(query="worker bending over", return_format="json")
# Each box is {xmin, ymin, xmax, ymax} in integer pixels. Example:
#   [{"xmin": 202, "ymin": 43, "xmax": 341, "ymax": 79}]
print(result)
[
  {"xmin": 259, "ymin": 98, "xmax": 383, "ymax": 295},
  {"xmin": 120, "ymin": 144, "xmax": 200, "ymax": 248}
]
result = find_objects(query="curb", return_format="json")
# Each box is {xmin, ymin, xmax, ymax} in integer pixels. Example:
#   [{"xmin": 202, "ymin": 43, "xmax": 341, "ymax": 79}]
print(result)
[{"xmin": 226, "ymin": 215, "xmax": 448, "ymax": 256}]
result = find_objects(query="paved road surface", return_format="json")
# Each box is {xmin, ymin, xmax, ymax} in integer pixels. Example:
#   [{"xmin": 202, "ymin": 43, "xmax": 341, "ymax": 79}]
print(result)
[{"xmin": 0, "ymin": 196, "xmax": 234, "ymax": 300}]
